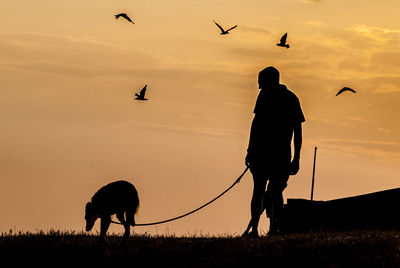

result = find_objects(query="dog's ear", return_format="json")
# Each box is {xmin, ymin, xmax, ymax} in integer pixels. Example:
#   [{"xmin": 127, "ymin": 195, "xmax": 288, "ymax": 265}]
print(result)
[{"xmin": 85, "ymin": 202, "xmax": 93, "ymax": 212}]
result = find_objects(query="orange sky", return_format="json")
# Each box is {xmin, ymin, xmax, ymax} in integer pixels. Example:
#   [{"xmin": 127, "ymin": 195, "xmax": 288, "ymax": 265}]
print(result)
[{"xmin": 1, "ymin": 0, "xmax": 400, "ymax": 236}]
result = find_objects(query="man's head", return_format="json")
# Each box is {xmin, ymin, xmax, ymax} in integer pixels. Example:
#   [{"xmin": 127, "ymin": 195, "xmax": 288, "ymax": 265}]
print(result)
[{"xmin": 258, "ymin": 66, "xmax": 280, "ymax": 89}]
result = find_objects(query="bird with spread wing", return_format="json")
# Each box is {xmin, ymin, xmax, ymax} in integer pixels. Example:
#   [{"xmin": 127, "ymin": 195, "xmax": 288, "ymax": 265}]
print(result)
[
  {"xmin": 115, "ymin": 13, "xmax": 135, "ymax": 24},
  {"xmin": 335, "ymin": 87, "xmax": 357, "ymax": 96},
  {"xmin": 213, "ymin": 20, "xmax": 238, "ymax": 35},
  {"xmin": 135, "ymin": 85, "xmax": 148, "ymax": 101},
  {"xmin": 276, "ymin": 33, "xmax": 290, "ymax": 48}
]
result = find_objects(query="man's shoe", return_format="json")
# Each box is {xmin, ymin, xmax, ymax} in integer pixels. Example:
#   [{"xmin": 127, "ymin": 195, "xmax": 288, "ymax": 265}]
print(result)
[
  {"xmin": 267, "ymin": 229, "xmax": 280, "ymax": 236},
  {"xmin": 248, "ymin": 230, "xmax": 259, "ymax": 237}
]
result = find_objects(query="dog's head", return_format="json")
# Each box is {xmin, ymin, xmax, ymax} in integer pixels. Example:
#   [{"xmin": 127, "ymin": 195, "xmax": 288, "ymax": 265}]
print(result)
[{"xmin": 85, "ymin": 202, "xmax": 98, "ymax": 232}]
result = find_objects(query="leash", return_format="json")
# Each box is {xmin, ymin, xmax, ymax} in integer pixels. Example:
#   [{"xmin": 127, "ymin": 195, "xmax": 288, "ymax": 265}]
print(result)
[{"xmin": 111, "ymin": 166, "xmax": 249, "ymax": 226}]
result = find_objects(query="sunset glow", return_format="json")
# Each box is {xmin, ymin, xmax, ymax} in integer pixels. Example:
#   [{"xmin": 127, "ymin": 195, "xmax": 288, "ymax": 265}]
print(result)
[{"xmin": 1, "ymin": 0, "xmax": 399, "ymax": 235}]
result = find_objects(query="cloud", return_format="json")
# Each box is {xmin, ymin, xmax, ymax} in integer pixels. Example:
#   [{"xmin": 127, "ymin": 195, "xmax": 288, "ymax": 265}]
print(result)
[
  {"xmin": 370, "ymin": 52, "xmax": 400, "ymax": 72},
  {"xmin": 0, "ymin": 32, "xmax": 251, "ymax": 93},
  {"xmin": 112, "ymin": 121, "xmax": 247, "ymax": 140},
  {"xmin": 347, "ymin": 117, "xmax": 392, "ymax": 133},
  {"xmin": 302, "ymin": 21, "xmax": 326, "ymax": 27},
  {"xmin": 307, "ymin": 138, "xmax": 400, "ymax": 165},
  {"xmin": 348, "ymin": 24, "xmax": 400, "ymax": 36},
  {"xmin": 0, "ymin": 33, "xmax": 171, "ymax": 78},
  {"xmin": 346, "ymin": 24, "xmax": 400, "ymax": 45},
  {"xmin": 361, "ymin": 75, "xmax": 400, "ymax": 94},
  {"xmin": 238, "ymin": 25, "xmax": 271, "ymax": 35},
  {"xmin": 228, "ymin": 23, "xmax": 400, "ymax": 106},
  {"xmin": 300, "ymin": 0, "xmax": 324, "ymax": 3},
  {"xmin": 347, "ymin": 116, "xmax": 376, "ymax": 125},
  {"xmin": 1, "ymin": 61, "xmax": 95, "ymax": 78},
  {"xmin": 377, "ymin": 128, "xmax": 391, "ymax": 133}
]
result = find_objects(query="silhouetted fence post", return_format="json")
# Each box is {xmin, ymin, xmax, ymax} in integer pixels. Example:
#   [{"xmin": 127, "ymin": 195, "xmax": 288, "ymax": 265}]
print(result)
[{"xmin": 311, "ymin": 146, "xmax": 317, "ymax": 201}]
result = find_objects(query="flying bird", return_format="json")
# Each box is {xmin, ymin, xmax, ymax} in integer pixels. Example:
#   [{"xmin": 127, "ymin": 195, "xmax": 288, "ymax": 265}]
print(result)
[
  {"xmin": 213, "ymin": 20, "xmax": 237, "ymax": 35},
  {"xmin": 335, "ymin": 87, "xmax": 357, "ymax": 96},
  {"xmin": 115, "ymin": 13, "xmax": 135, "ymax": 24},
  {"xmin": 135, "ymin": 85, "xmax": 148, "ymax": 100},
  {"xmin": 276, "ymin": 33, "xmax": 290, "ymax": 48}
]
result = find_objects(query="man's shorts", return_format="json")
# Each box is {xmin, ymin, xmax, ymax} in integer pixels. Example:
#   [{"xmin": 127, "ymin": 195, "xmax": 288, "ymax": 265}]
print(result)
[
  {"xmin": 250, "ymin": 167, "xmax": 289, "ymax": 191},
  {"xmin": 250, "ymin": 155, "xmax": 291, "ymax": 186}
]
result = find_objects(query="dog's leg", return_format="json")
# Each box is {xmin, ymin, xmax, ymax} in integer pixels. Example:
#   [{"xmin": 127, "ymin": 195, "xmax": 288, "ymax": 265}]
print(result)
[
  {"xmin": 126, "ymin": 208, "xmax": 136, "ymax": 228},
  {"xmin": 100, "ymin": 215, "xmax": 111, "ymax": 241},
  {"xmin": 117, "ymin": 212, "xmax": 130, "ymax": 240}
]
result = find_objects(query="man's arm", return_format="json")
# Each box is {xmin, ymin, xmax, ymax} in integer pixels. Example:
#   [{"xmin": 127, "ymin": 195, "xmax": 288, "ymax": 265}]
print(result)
[
  {"xmin": 290, "ymin": 122, "xmax": 302, "ymax": 175},
  {"xmin": 245, "ymin": 116, "xmax": 258, "ymax": 167}
]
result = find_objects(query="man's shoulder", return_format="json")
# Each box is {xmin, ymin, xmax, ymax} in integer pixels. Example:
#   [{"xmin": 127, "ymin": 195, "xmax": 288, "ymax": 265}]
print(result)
[
  {"xmin": 281, "ymin": 84, "xmax": 306, "ymax": 122},
  {"xmin": 280, "ymin": 84, "xmax": 299, "ymax": 100}
]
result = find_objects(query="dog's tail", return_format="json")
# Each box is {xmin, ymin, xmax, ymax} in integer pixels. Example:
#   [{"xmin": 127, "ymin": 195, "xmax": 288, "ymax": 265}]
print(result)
[
  {"xmin": 132, "ymin": 194, "xmax": 140, "ymax": 216},
  {"xmin": 135, "ymin": 199, "xmax": 140, "ymax": 215}
]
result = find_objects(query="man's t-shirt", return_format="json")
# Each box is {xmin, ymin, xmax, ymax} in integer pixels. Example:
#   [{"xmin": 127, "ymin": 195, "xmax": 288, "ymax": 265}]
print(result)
[{"xmin": 248, "ymin": 84, "xmax": 305, "ymax": 167}]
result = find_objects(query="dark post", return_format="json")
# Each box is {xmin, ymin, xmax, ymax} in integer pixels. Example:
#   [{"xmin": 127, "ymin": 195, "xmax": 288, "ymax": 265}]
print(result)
[{"xmin": 311, "ymin": 146, "xmax": 317, "ymax": 201}]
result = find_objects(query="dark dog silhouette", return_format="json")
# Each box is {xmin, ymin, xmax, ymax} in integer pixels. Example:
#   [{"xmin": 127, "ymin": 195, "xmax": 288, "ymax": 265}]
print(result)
[{"xmin": 85, "ymin": 180, "xmax": 139, "ymax": 240}]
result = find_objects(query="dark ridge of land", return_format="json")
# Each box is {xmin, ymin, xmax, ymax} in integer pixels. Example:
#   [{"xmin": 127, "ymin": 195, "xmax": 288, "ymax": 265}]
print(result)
[{"xmin": 1, "ymin": 230, "xmax": 400, "ymax": 267}]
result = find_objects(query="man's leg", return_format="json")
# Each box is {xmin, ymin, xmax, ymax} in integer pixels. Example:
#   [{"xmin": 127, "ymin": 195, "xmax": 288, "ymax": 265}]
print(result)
[
  {"xmin": 249, "ymin": 170, "xmax": 268, "ymax": 236},
  {"xmin": 267, "ymin": 174, "xmax": 289, "ymax": 233},
  {"xmin": 269, "ymin": 187, "xmax": 283, "ymax": 233}
]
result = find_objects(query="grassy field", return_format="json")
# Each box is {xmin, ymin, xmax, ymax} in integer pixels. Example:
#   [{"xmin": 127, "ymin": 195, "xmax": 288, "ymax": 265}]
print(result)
[{"xmin": 1, "ymin": 229, "xmax": 400, "ymax": 267}]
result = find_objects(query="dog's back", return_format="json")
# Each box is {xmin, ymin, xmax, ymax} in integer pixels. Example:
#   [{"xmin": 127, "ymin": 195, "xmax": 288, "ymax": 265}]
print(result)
[{"xmin": 91, "ymin": 180, "xmax": 139, "ymax": 215}]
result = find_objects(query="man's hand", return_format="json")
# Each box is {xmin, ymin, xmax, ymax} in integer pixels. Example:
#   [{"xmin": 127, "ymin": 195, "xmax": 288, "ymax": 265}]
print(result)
[
  {"xmin": 291, "ymin": 123, "xmax": 302, "ymax": 175},
  {"xmin": 290, "ymin": 157, "xmax": 300, "ymax": 175},
  {"xmin": 245, "ymin": 152, "xmax": 252, "ymax": 167}
]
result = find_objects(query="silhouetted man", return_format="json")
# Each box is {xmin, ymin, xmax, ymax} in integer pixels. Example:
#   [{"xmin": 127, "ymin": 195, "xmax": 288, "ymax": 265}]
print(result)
[{"xmin": 245, "ymin": 66, "xmax": 305, "ymax": 236}]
